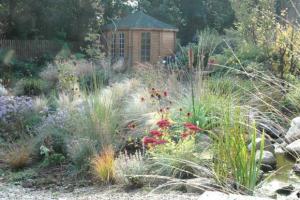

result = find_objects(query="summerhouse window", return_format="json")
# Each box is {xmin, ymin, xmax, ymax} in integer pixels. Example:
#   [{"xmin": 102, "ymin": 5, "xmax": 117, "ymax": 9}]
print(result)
[
  {"xmin": 141, "ymin": 32, "xmax": 151, "ymax": 62},
  {"xmin": 119, "ymin": 32, "xmax": 125, "ymax": 57},
  {"xmin": 111, "ymin": 33, "xmax": 116, "ymax": 59}
]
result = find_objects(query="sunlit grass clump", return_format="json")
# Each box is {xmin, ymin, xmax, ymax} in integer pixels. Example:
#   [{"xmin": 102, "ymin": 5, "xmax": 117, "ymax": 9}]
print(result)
[
  {"xmin": 4, "ymin": 143, "xmax": 32, "ymax": 170},
  {"xmin": 91, "ymin": 146, "xmax": 115, "ymax": 183}
]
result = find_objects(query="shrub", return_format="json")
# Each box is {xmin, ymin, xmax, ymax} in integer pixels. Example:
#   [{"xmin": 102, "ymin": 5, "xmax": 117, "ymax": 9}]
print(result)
[
  {"xmin": 4, "ymin": 143, "xmax": 32, "ymax": 170},
  {"xmin": 91, "ymin": 146, "xmax": 115, "ymax": 183},
  {"xmin": 40, "ymin": 152, "xmax": 65, "ymax": 167},
  {"xmin": 280, "ymin": 84, "xmax": 300, "ymax": 114},
  {"xmin": 69, "ymin": 140, "xmax": 97, "ymax": 174},
  {"xmin": 115, "ymin": 151, "xmax": 146, "ymax": 187},
  {"xmin": 8, "ymin": 168, "xmax": 38, "ymax": 182},
  {"xmin": 33, "ymin": 129, "xmax": 68, "ymax": 160},
  {"xmin": 0, "ymin": 96, "xmax": 42, "ymax": 142},
  {"xmin": 13, "ymin": 78, "xmax": 47, "ymax": 96}
]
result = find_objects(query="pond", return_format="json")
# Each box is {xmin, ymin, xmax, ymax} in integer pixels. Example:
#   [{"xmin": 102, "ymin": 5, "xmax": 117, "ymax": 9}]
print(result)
[{"xmin": 255, "ymin": 153, "xmax": 300, "ymax": 199}]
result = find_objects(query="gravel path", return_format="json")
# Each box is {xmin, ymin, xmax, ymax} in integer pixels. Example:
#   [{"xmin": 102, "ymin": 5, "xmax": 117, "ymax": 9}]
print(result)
[
  {"xmin": 0, "ymin": 182, "xmax": 201, "ymax": 200},
  {"xmin": 0, "ymin": 181, "xmax": 276, "ymax": 200}
]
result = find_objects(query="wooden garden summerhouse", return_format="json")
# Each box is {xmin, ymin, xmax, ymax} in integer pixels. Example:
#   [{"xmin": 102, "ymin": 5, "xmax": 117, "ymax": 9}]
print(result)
[{"xmin": 102, "ymin": 11, "xmax": 178, "ymax": 66}]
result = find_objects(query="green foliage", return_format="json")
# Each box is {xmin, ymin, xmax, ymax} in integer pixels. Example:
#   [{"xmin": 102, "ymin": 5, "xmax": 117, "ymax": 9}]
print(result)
[
  {"xmin": 34, "ymin": 129, "xmax": 68, "ymax": 160},
  {"xmin": 175, "ymin": 29, "xmax": 222, "ymax": 70},
  {"xmin": 212, "ymin": 106, "xmax": 264, "ymax": 191},
  {"xmin": 230, "ymin": 0, "xmax": 276, "ymax": 47},
  {"xmin": 13, "ymin": 78, "xmax": 47, "ymax": 96},
  {"xmin": 8, "ymin": 168, "xmax": 38, "ymax": 182},
  {"xmin": 139, "ymin": 0, "xmax": 234, "ymax": 44},
  {"xmin": 280, "ymin": 84, "xmax": 300, "ymax": 114},
  {"xmin": 69, "ymin": 140, "xmax": 96, "ymax": 174},
  {"xmin": 0, "ymin": 51, "xmax": 52, "ymax": 86},
  {"xmin": 40, "ymin": 152, "xmax": 65, "ymax": 168},
  {"xmin": 79, "ymin": 70, "xmax": 109, "ymax": 92},
  {"xmin": 148, "ymin": 137, "xmax": 207, "ymax": 179},
  {"xmin": 1, "ymin": 0, "xmax": 103, "ymax": 41}
]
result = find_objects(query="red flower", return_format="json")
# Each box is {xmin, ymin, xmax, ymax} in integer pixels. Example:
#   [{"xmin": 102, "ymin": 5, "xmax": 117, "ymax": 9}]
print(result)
[
  {"xmin": 150, "ymin": 130, "xmax": 163, "ymax": 137},
  {"xmin": 184, "ymin": 122, "xmax": 202, "ymax": 132},
  {"xmin": 181, "ymin": 132, "xmax": 190, "ymax": 139},
  {"xmin": 128, "ymin": 123, "xmax": 136, "ymax": 129},
  {"xmin": 157, "ymin": 119, "xmax": 171, "ymax": 129},
  {"xmin": 154, "ymin": 139, "xmax": 168, "ymax": 145},
  {"xmin": 163, "ymin": 91, "xmax": 168, "ymax": 97},
  {"xmin": 143, "ymin": 136, "xmax": 157, "ymax": 145}
]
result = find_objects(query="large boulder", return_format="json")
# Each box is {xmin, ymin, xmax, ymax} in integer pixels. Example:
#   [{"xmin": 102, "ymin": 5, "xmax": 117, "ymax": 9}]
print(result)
[
  {"xmin": 286, "ymin": 139, "xmax": 300, "ymax": 156},
  {"xmin": 248, "ymin": 109, "xmax": 285, "ymax": 139},
  {"xmin": 285, "ymin": 117, "xmax": 300, "ymax": 144},
  {"xmin": 292, "ymin": 163, "xmax": 300, "ymax": 176},
  {"xmin": 256, "ymin": 151, "xmax": 276, "ymax": 172},
  {"xmin": 248, "ymin": 138, "xmax": 275, "ymax": 154}
]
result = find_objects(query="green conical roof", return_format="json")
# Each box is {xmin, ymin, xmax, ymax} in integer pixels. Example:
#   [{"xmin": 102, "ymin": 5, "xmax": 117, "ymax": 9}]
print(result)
[{"xmin": 102, "ymin": 11, "xmax": 178, "ymax": 31}]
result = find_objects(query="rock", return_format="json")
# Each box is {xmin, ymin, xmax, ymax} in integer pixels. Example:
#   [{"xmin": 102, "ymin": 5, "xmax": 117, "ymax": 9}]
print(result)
[
  {"xmin": 197, "ymin": 134, "xmax": 212, "ymax": 149},
  {"xmin": 285, "ymin": 191, "xmax": 300, "ymax": 200},
  {"xmin": 260, "ymin": 164, "xmax": 274, "ymax": 172},
  {"xmin": 21, "ymin": 180, "xmax": 34, "ymax": 188},
  {"xmin": 292, "ymin": 163, "xmax": 300, "ymax": 176},
  {"xmin": 248, "ymin": 109, "xmax": 285, "ymax": 139},
  {"xmin": 285, "ymin": 117, "xmax": 300, "ymax": 144},
  {"xmin": 286, "ymin": 139, "xmax": 300, "ymax": 156},
  {"xmin": 248, "ymin": 138, "xmax": 275, "ymax": 154},
  {"xmin": 275, "ymin": 184, "xmax": 295, "ymax": 195},
  {"xmin": 185, "ymin": 178, "xmax": 218, "ymax": 194},
  {"xmin": 274, "ymin": 143, "xmax": 285, "ymax": 154},
  {"xmin": 256, "ymin": 151, "xmax": 276, "ymax": 172}
]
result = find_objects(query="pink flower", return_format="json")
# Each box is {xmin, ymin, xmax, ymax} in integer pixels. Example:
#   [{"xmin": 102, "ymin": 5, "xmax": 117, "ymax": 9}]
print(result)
[
  {"xmin": 154, "ymin": 139, "xmax": 168, "ymax": 145},
  {"xmin": 150, "ymin": 130, "xmax": 163, "ymax": 137},
  {"xmin": 143, "ymin": 137, "xmax": 157, "ymax": 145},
  {"xmin": 157, "ymin": 119, "xmax": 171, "ymax": 129},
  {"xmin": 184, "ymin": 122, "xmax": 202, "ymax": 132},
  {"xmin": 181, "ymin": 132, "xmax": 190, "ymax": 139}
]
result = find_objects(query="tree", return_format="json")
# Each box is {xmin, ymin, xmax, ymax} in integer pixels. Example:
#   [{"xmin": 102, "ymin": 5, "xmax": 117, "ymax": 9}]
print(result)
[
  {"xmin": 138, "ymin": 0, "xmax": 235, "ymax": 44},
  {"xmin": 0, "ymin": 0, "xmax": 103, "ymax": 41}
]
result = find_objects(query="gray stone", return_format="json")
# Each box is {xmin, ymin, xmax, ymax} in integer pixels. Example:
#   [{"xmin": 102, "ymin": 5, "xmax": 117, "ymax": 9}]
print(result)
[
  {"xmin": 293, "ymin": 163, "xmax": 300, "ymax": 176},
  {"xmin": 256, "ymin": 151, "xmax": 276, "ymax": 171},
  {"xmin": 286, "ymin": 139, "xmax": 300, "ymax": 156},
  {"xmin": 275, "ymin": 184, "xmax": 295, "ymax": 195},
  {"xmin": 285, "ymin": 117, "xmax": 300, "ymax": 144},
  {"xmin": 248, "ymin": 138, "xmax": 275, "ymax": 154}
]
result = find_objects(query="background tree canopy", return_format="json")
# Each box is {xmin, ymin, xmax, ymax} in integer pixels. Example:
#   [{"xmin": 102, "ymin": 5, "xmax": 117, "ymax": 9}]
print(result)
[
  {"xmin": 138, "ymin": 0, "xmax": 235, "ymax": 44},
  {"xmin": 0, "ymin": 0, "xmax": 293, "ymax": 45},
  {"xmin": 0, "ymin": 0, "xmax": 235, "ymax": 44}
]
